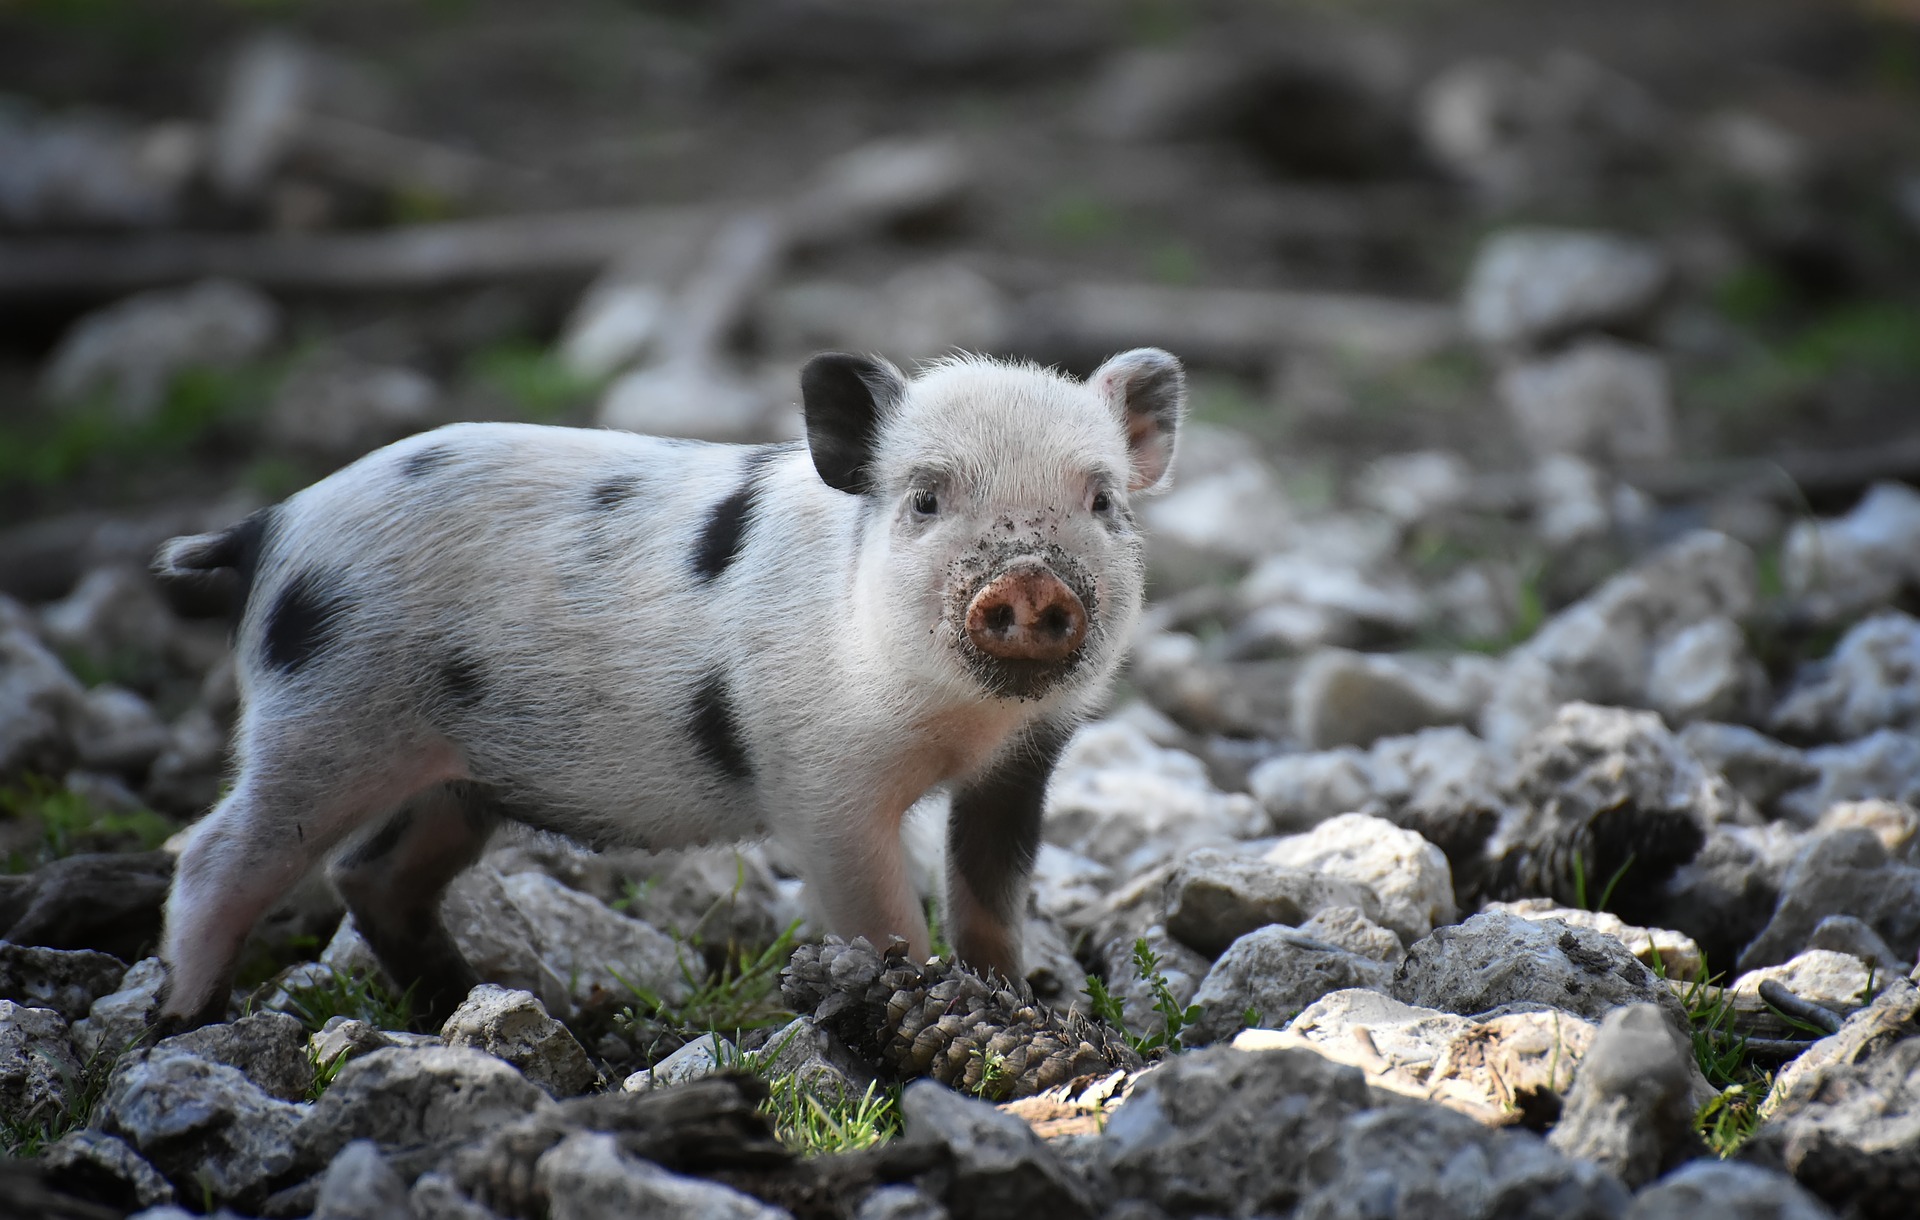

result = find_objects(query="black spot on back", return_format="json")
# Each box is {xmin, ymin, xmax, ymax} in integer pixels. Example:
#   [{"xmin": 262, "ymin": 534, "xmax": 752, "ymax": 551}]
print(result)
[
  {"xmin": 689, "ymin": 671, "xmax": 752, "ymax": 782},
  {"xmin": 441, "ymin": 649, "xmax": 487, "ymax": 709},
  {"xmin": 691, "ymin": 445, "xmax": 793, "ymax": 582},
  {"xmin": 402, "ymin": 445, "xmax": 456, "ymax": 478},
  {"xmin": 590, "ymin": 474, "xmax": 640, "ymax": 511},
  {"xmin": 262, "ymin": 569, "xmax": 354, "ymax": 674}
]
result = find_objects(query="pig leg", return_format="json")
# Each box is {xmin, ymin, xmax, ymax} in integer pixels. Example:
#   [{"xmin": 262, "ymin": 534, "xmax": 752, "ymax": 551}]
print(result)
[
  {"xmin": 327, "ymin": 783, "xmax": 498, "ymax": 1026},
  {"xmin": 789, "ymin": 802, "xmax": 931, "ymax": 962},
  {"xmin": 158, "ymin": 726, "xmax": 464, "ymax": 1031},
  {"xmin": 944, "ymin": 722, "xmax": 1073, "ymax": 983}
]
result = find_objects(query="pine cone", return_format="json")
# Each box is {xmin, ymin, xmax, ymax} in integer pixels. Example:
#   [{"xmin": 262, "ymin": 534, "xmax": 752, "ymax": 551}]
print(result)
[{"xmin": 781, "ymin": 938, "xmax": 1140, "ymax": 1101}]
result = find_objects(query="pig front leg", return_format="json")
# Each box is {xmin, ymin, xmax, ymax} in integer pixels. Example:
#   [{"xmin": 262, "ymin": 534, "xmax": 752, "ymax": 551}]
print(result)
[
  {"xmin": 944, "ymin": 721, "xmax": 1073, "ymax": 983},
  {"xmin": 788, "ymin": 797, "xmax": 932, "ymax": 963}
]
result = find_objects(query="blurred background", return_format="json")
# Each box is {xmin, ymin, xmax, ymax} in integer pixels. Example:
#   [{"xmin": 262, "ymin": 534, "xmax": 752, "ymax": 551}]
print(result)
[{"xmin": 3, "ymin": 0, "xmax": 1920, "ymax": 830}]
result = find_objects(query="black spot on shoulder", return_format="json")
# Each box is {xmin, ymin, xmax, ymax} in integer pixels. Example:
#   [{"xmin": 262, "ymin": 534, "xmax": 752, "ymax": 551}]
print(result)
[
  {"xmin": 441, "ymin": 649, "xmax": 487, "ymax": 708},
  {"xmin": 262, "ymin": 569, "xmax": 354, "ymax": 674},
  {"xmin": 691, "ymin": 445, "xmax": 793, "ymax": 582},
  {"xmin": 402, "ymin": 445, "xmax": 456, "ymax": 479},
  {"xmin": 688, "ymin": 671, "xmax": 752, "ymax": 781},
  {"xmin": 590, "ymin": 474, "xmax": 641, "ymax": 511}
]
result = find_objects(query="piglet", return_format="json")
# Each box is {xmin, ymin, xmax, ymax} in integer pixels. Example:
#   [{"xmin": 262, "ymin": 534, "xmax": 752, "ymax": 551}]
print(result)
[{"xmin": 150, "ymin": 349, "xmax": 1186, "ymax": 1028}]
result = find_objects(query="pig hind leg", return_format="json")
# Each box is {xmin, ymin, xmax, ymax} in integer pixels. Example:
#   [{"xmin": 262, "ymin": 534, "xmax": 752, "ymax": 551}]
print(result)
[{"xmin": 328, "ymin": 783, "xmax": 498, "ymax": 1026}]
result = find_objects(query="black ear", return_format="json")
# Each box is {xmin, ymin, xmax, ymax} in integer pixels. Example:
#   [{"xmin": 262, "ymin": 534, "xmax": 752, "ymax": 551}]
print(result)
[{"xmin": 800, "ymin": 352, "xmax": 905, "ymax": 495}]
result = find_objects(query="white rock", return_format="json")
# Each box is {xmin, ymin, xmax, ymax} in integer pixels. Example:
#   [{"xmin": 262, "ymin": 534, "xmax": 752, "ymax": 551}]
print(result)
[
  {"xmin": 1163, "ymin": 848, "xmax": 1383, "ymax": 959},
  {"xmin": 440, "ymin": 984, "xmax": 596, "ymax": 1098},
  {"xmin": 75, "ymin": 684, "xmax": 171, "ymax": 776},
  {"xmin": 0, "ymin": 1001, "xmax": 81, "ymax": 1125},
  {"xmin": 1290, "ymin": 648, "xmax": 1498, "ymax": 750},
  {"xmin": 1264, "ymin": 813, "xmax": 1455, "ymax": 942},
  {"xmin": 72, "ymin": 956, "xmax": 166, "ymax": 1061},
  {"xmin": 498, "ymin": 871, "xmax": 690, "ymax": 1010},
  {"xmin": 1501, "ymin": 338, "xmax": 1674, "ymax": 464},
  {"xmin": 1813, "ymin": 799, "xmax": 1920, "ymax": 863},
  {"xmin": 1463, "ymin": 228, "xmax": 1668, "ymax": 349},
  {"xmin": 1246, "ymin": 747, "xmax": 1373, "ymax": 834},
  {"xmin": 1777, "ymin": 731, "xmax": 1920, "ymax": 824},
  {"xmin": 538, "ymin": 1131, "xmax": 793, "ymax": 1218},
  {"xmin": 560, "ymin": 281, "xmax": 670, "ymax": 379},
  {"xmin": 1189, "ymin": 926, "xmax": 1394, "ymax": 1044},
  {"xmin": 1531, "ymin": 453, "xmax": 1614, "ymax": 547},
  {"xmin": 1296, "ymin": 905, "xmax": 1405, "ymax": 964},
  {"xmin": 41, "ymin": 279, "xmax": 279, "ymax": 418},
  {"xmin": 1645, "ymin": 616, "xmax": 1765, "ymax": 726},
  {"xmin": 0, "ymin": 615, "xmax": 87, "ymax": 777},
  {"xmin": 1771, "ymin": 611, "xmax": 1920, "ymax": 740},
  {"xmin": 1781, "ymin": 481, "xmax": 1920, "ymax": 622},
  {"xmin": 1730, "ymin": 950, "xmax": 1883, "ymax": 1009},
  {"xmin": 1353, "ymin": 451, "xmax": 1473, "ymax": 524},
  {"xmin": 1483, "ymin": 898, "xmax": 1704, "ymax": 982},
  {"xmin": 1143, "ymin": 455, "xmax": 1296, "ymax": 570},
  {"xmin": 1043, "ymin": 722, "xmax": 1264, "ymax": 873},
  {"xmin": 1236, "ymin": 550, "xmax": 1427, "ymax": 651},
  {"xmin": 622, "ymin": 1032, "xmax": 733, "ymax": 1093}
]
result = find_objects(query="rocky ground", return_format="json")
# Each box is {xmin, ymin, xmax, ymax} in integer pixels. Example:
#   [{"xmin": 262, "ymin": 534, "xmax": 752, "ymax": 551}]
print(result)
[{"xmin": 5, "ymin": 0, "xmax": 1920, "ymax": 1217}]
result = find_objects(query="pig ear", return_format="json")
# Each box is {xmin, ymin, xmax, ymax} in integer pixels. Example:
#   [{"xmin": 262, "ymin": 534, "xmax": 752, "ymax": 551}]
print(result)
[
  {"xmin": 1091, "ymin": 348, "xmax": 1186, "ymax": 493},
  {"xmin": 801, "ymin": 352, "xmax": 907, "ymax": 495}
]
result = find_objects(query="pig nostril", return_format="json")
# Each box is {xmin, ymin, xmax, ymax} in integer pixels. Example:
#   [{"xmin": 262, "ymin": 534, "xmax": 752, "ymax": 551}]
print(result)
[
  {"xmin": 1040, "ymin": 606, "xmax": 1071, "ymax": 637},
  {"xmin": 985, "ymin": 603, "xmax": 1015, "ymax": 634}
]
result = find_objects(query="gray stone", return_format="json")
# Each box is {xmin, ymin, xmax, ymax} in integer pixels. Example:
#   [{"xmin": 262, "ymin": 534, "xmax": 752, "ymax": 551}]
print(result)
[
  {"xmin": 1098, "ymin": 1045, "xmax": 1374, "ymax": 1217},
  {"xmin": 1480, "ymin": 533, "xmax": 1757, "ymax": 748},
  {"xmin": 144, "ymin": 705, "xmax": 228, "ymax": 814},
  {"xmin": 1744, "ymin": 975, "xmax": 1920, "ymax": 1218},
  {"xmin": 622, "ymin": 1032, "xmax": 732, "ymax": 1093},
  {"xmin": 1289, "ymin": 648, "xmax": 1497, "ymax": 752},
  {"xmin": 1738, "ymin": 829, "xmax": 1920, "ymax": 972},
  {"xmin": 1044, "ymin": 722, "xmax": 1265, "ymax": 874},
  {"xmin": 72, "ymin": 955, "xmax": 165, "ymax": 1059},
  {"xmin": 1297, "ymin": 905, "xmax": 1405, "ymax": 964},
  {"xmin": 1804, "ymin": 915, "xmax": 1905, "ymax": 973},
  {"xmin": 1655, "ymin": 822, "xmax": 1802, "ymax": 974},
  {"xmin": 1234, "ymin": 546, "xmax": 1428, "ymax": 654},
  {"xmin": 1781, "ymin": 481, "xmax": 1920, "ymax": 623},
  {"xmin": 441, "ymin": 984, "xmax": 596, "ymax": 1098},
  {"xmin": 1778, "ymin": 731, "xmax": 1920, "ymax": 823},
  {"xmin": 267, "ymin": 352, "xmax": 440, "ymax": 457},
  {"xmin": 1264, "ymin": 813, "xmax": 1455, "ymax": 943},
  {"xmin": 1813, "ymin": 798, "xmax": 1920, "ymax": 862},
  {"xmin": 1247, "ymin": 747, "xmax": 1374, "ymax": 833},
  {"xmin": 1772, "ymin": 612, "xmax": 1920, "ymax": 741},
  {"xmin": 1625, "ymin": 1161, "xmax": 1835, "ymax": 1220},
  {"xmin": 1646, "ymin": 616, "xmax": 1765, "ymax": 725},
  {"xmin": 1163, "ymin": 848, "xmax": 1382, "ymax": 959},
  {"xmin": 411, "ymin": 1171, "xmax": 506, "ymax": 1220},
  {"xmin": 40, "ymin": 1128, "xmax": 176, "ymax": 1209},
  {"xmin": 856, "ymin": 1184, "xmax": 949, "ymax": 1220},
  {"xmin": 41, "ymin": 278, "xmax": 279, "ymax": 418},
  {"xmin": 535, "ymin": 1130, "xmax": 788, "ymax": 1220},
  {"xmin": 37, "ymin": 566, "xmax": 179, "ymax": 681},
  {"xmin": 901, "ymin": 1080, "xmax": 1094, "ymax": 1220},
  {"xmin": 1294, "ymin": 1103, "xmax": 1631, "ymax": 1219},
  {"xmin": 1482, "ymin": 900, "xmax": 1703, "ymax": 983},
  {"xmin": 751, "ymin": 1015, "xmax": 874, "ymax": 1105},
  {"xmin": 293, "ymin": 1046, "xmax": 553, "ymax": 1180},
  {"xmin": 1188, "ymin": 926, "xmax": 1394, "ymax": 1044},
  {"xmin": 0, "ymin": 611, "xmax": 86, "ymax": 779},
  {"xmin": 102, "ymin": 1050, "xmax": 304, "ymax": 1208},
  {"xmin": 312, "ymin": 1139, "xmax": 414, "ymax": 1220},
  {"xmin": 1531, "ymin": 453, "xmax": 1614, "ymax": 547},
  {"xmin": 309, "ymin": 1017, "xmax": 399, "ymax": 1076},
  {"xmin": 499, "ymin": 869, "xmax": 692, "ymax": 1012},
  {"xmin": 593, "ymin": 844, "xmax": 785, "ymax": 950},
  {"xmin": 1546, "ymin": 1004, "xmax": 1701, "ymax": 1188},
  {"xmin": 0, "ymin": 942, "xmax": 126, "ymax": 1019},
  {"xmin": 0, "ymin": 1000, "xmax": 80, "ymax": 1128},
  {"xmin": 1392, "ymin": 912, "xmax": 1688, "ymax": 1034},
  {"xmin": 154, "ymin": 1009, "xmax": 312, "ymax": 1102},
  {"xmin": 1732, "ymin": 950, "xmax": 1883, "ymax": 1009},
  {"xmin": 74, "ymin": 684, "xmax": 172, "ymax": 776},
  {"xmin": 1463, "ymin": 228, "xmax": 1668, "ymax": 350},
  {"xmin": 1678, "ymin": 722, "xmax": 1817, "ymax": 812},
  {"xmin": 1500, "ymin": 338, "xmax": 1675, "ymax": 464},
  {"xmin": 1353, "ymin": 451, "xmax": 1474, "ymax": 526}
]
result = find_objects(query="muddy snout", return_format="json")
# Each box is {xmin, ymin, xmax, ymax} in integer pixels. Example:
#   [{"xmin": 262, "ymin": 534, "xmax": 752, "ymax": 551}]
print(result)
[{"xmin": 964, "ymin": 559, "xmax": 1088, "ymax": 664}]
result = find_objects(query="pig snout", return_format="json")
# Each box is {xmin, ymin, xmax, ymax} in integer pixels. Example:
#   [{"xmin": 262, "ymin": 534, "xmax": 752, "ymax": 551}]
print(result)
[{"xmin": 964, "ymin": 559, "xmax": 1088, "ymax": 664}]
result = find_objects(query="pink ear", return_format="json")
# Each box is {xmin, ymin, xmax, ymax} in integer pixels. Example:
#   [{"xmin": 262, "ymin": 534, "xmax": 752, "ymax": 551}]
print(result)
[{"xmin": 1090, "ymin": 348, "xmax": 1186, "ymax": 493}]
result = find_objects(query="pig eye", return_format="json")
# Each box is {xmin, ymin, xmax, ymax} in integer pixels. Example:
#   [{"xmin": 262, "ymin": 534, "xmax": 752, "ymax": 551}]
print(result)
[
  {"xmin": 911, "ymin": 488, "xmax": 939, "ymax": 517},
  {"xmin": 1091, "ymin": 490, "xmax": 1113, "ymax": 514}
]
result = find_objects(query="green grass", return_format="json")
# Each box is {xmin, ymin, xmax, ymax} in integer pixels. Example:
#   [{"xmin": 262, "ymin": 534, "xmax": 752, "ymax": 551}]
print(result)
[
  {"xmin": 612, "ymin": 920, "xmax": 803, "ymax": 1047},
  {"xmin": 1083, "ymin": 937, "xmax": 1204, "ymax": 1057},
  {"xmin": 0, "ymin": 1043, "xmax": 124, "ymax": 1158},
  {"xmin": 761, "ymin": 1075, "xmax": 902, "ymax": 1157},
  {"xmin": 465, "ymin": 341, "xmax": 605, "ymax": 421},
  {"xmin": 1571, "ymin": 851, "xmax": 1636, "ymax": 913},
  {"xmin": 0, "ymin": 361, "xmax": 282, "ymax": 493},
  {"xmin": 1671, "ymin": 957, "xmax": 1779, "ymax": 1157},
  {"xmin": 1, "ymin": 778, "xmax": 176, "ymax": 873},
  {"xmin": 277, "ymin": 967, "xmax": 416, "ymax": 1035}
]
